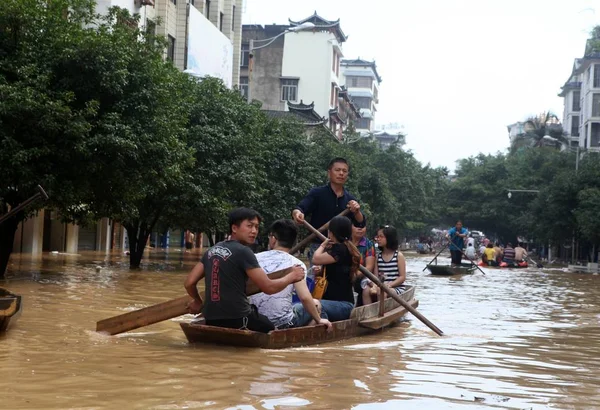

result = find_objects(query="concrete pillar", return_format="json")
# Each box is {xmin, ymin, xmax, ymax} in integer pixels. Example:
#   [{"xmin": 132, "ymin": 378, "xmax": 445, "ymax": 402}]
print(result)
[
  {"xmin": 20, "ymin": 210, "xmax": 45, "ymax": 256},
  {"xmin": 13, "ymin": 221, "xmax": 23, "ymax": 253},
  {"xmin": 121, "ymin": 225, "xmax": 128, "ymax": 250},
  {"xmin": 65, "ymin": 223, "xmax": 79, "ymax": 254},
  {"xmin": 96, "ymin": 218, "xmax": 112, "ymax": 252}
]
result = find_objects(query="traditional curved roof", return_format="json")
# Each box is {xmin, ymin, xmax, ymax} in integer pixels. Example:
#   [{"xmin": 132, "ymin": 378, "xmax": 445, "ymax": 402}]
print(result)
[
  {"xmin": 341, "ymin": 58, "xmax": 382, "ymax": 83},
  {"xmin": 289, "ymin": 11, "xmax": 347, "ymax": 43},
  {"xmin": 558, "ymin": 59, "xmax": 583, "ymax": 97},
  {"xmin": 265, "ymin": 101, "xmax": 327, "ymax": 127}
]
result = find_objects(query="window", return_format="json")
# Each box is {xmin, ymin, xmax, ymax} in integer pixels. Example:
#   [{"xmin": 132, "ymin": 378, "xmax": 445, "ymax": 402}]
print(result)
[
  {"xmin": 239, "ymin": 77, "xmax": 249, "ymax": 99},
  {"xmin": 353, "ymin": 97, "xmax": 372, "ymax": 109},
  {"xmin": 330, "ymin": 84, "xmax": 335, "ymax": 106},
  {"xmin": 593, "ymin": 94, "xmax": 600, "ymax": 117},
  {"xmin": 355, "ymin": 118, "xmax": 371, "ymax": 129},
  {"xmin": 595, "ymin": 64, "xmax": 600, "ymax": 88},
  {"xmin": 167, "ymin": 35, "xmax": 175, "ymax": 62},
  {"xmin": 330, "ymin": 84, "xmax": 338, "ymax": 107},
  {"xmin": 170, "ymin": 0, "xmax": 176, "ymax": 4},
  {"xmin": 346, "ymin": 76, "xmax": 372, "ymax": 88},
  {"xmin": 240, "ymin": 43, "xmax": 249, "ymax": 67},
  {"xmin": 592, "ymin": 123, "xmax": 600, "ymax": 146},
  {"xmin": 280, "ymin": 79, "xmax": 298, "ymax": 101},
  {"xmin": 232, "ymin": 5, "xmax": 236, "ymax": 30},
  {"xmin": 571, "ymin": 116, "xmax": 580, "ymax": 137},
  {"xmin": 332, "ymin": 51, "xmax": 338, "ymax": 74},
  {"xmin": 219, "ymin": 12, "xmax": 224, "ymax": 32},
  {"xmin": 572, "ymin": 90, "xmax": 581, "ymax": 111},
  {"xmin": 205, "ymin": 0, "xmax": 211, "ymax": 18}
]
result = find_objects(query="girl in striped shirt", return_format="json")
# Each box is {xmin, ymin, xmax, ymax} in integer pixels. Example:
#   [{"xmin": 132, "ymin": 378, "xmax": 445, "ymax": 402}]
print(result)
[{"xmin": 363, "ymin": 225, "xmax": 406, "ymax": 304}]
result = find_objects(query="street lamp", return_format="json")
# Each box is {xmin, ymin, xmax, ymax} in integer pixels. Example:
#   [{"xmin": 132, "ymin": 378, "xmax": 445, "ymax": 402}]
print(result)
[
  {"xmin": 247, "ymin": 22, "xmax": 315, "ymax": 102},
  {"xmin": 506, "ymin": 189, "xmax": 540, "ymax": 199}
]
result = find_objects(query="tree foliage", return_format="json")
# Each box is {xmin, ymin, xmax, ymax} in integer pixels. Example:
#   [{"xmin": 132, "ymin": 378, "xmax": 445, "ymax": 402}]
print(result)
[{"xmin": 0, "ymin": 0, "xmax": 450, "ymax": 273}]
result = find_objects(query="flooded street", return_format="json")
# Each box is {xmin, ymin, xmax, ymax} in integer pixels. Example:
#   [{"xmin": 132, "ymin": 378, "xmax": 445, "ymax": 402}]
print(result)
[{"xmin": 2, "ymin": 250, "xmax": 600, "ymax": 409}]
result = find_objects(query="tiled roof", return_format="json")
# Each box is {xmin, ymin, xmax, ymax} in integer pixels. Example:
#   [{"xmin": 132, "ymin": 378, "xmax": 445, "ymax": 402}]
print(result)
[
  {"xmin": 289, "ymin": 11, "xmax": 347, "ymax": 43},
  {"xmin": 264, "ymin": 101, "xmax": 327, "ymax": 127},
  {"xmin": 341, "ymin": 58, "xmax": 382, "ymax": 82}
]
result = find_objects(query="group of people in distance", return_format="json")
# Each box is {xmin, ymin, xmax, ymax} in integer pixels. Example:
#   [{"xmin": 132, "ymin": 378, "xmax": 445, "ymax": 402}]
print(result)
[
  {"xmin": 184, "ymin": 158, "xmax": 407, "ymax": 333},
  {"xmin": 445, "ymin": 220, "xmax": 528, "ymax": 268}
]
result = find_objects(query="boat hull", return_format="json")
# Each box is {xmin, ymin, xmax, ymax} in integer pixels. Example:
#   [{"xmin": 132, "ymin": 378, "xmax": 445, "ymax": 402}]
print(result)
[
  {"xmin": 427, "ymin": 264, "xmax": 475, "ymax": 275},
  {"xmin": 0, "ymin": 288, "xmax": 22, "ymax": 332},
  {"xmin": 181, "ymin": 286, "xmax": 418, "ymax": 349}
]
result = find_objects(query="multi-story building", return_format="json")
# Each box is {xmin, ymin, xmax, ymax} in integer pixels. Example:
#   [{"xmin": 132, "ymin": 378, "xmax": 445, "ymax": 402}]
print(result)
[
  {"xmin": 507, "ymin": 122, "xmax": 526, "ymax": 145},
  {"xmin": 12, "ymin": 0, "xmax": 244, "ymax": 256},
  {"xmin": 340, "ymin": 59, "xmax": 382, "ymax": 134},
  {"xmin": 96, "ymin": 0, "xmax": 244, "ymax": 86},
  {"xmin": 240, "ymin": 12, "xmax": 361, "ymax": 139},
  {"xmin": 559, "ymin": 35, "xmax": 600, "ymax": 153},
  {"xmin": 558, "ymin": 59, "xmax": 583, "ymax": 151}
]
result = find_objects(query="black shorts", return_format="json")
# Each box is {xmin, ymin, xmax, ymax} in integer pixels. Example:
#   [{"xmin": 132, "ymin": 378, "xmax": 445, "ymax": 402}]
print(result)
[{"xmin": 205, "ymin": 305, "xmax": 274, "ymax": 333}]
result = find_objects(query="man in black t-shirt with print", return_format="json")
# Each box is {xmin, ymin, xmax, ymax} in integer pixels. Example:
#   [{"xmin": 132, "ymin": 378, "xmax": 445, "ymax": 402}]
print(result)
[{"xmin": 184, "ymin": 208, "xmax": 305, "ymax": 333}]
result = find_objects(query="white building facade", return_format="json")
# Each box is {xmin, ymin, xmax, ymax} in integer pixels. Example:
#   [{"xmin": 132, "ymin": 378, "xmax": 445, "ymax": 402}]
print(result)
[
  {"xmin": 95, "ymin": 0, "xmax": 244, "ymax": 86},
  {"xmin": 242, "ymin": 13, "xmax": 361, "ymax": 139},
  {"xmin": 340, "ymin": 59, "xmax": 382, "ymax": 134},
  {"xmin": 559, "ymin": 32, "xmax": 600, "ymax": 153},
  {"xmin": 558, "ymin": 59, "xmax": 583, "ymax": 150}
]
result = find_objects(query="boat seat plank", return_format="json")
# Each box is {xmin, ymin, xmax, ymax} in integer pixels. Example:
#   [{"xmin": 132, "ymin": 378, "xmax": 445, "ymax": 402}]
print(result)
[{"xmin": 358, "ymin": 299, "xmax": 419, "ymax": 330}]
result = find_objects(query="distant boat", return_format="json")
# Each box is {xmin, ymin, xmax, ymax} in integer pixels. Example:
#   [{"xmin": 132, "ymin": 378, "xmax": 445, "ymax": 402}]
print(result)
[
  {"xmin": 427, "ymin": 263, "xmax": 476, "ymax": 275},
  {"xmin": 0, "ymin": 288, "xmax": 22, "ymax": 332}
]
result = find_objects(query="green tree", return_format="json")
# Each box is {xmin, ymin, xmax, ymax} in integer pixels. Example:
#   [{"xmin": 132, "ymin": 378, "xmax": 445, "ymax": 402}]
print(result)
[
  {"xmin": 0, "ymin": 0, "xmax": 100, "ymax": 275},
  {"xmin": 61, "ymin": 8, "xmax": 196, "ymax": 268}
]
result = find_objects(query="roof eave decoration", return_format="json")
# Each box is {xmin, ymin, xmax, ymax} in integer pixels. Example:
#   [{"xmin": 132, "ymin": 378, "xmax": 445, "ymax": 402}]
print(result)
[
  {"xmin": 289, "ymin": 11, "xmax": 347, "ymax": 43},
  {"xmin": 329, "ymin": 108, "xmax": 346, "ymax": 125},
  {"xmin": 340, "ymin": 58, "xmax": 382, "ymax": 83}
]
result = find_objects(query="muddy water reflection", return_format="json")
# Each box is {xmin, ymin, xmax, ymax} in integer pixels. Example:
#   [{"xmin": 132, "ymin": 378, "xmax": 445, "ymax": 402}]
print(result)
[{"xmin": 2, "ymin": 251, "xmax": 600, "ymax": 409}]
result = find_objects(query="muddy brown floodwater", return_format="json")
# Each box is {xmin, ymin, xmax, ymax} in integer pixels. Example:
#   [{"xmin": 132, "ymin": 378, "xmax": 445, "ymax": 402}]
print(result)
[{"xmin": 1, "ymin": 250, "xmax": 600, "ymax": 409}]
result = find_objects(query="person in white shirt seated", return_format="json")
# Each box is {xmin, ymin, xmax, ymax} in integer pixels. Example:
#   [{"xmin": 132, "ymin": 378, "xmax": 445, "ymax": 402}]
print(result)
[
  {"xmin": 465, "ymin": 242, "xmax": 477, "ymax": 260},
  {"xmin": 250, "ymin": 220, "xmax": 332, "ymax": 330}
]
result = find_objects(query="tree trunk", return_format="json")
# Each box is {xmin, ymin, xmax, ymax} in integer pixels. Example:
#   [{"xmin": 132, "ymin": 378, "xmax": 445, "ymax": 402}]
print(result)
[
  {"xmin": 207, "ymin": 231, "xmax": 215, "ymax": 247},
  {"xmin": 125, "ymin": 223, "xmax": 148, "ymax": 269},
  {"xmin": 0, "ymin": 216, "xmax": 21, "ymax": 277},
  {"xmin": 125, "ymin": 213, "xmax": 161, "ymax": 269}
]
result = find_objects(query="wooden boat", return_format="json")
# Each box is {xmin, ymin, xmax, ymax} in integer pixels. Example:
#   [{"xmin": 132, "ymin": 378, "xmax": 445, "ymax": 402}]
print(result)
[
  {"xmin": 427, "ymin": 263, "xmax": 476, "ymax": 275},
  {"xmin": 0, "ymin": 288, "xmax": 22, "ymax": 332},
  {"xmin": 482, "ymin": 263, "xmax": 529, "ymax": 269},
  {"xmin": 180, "ymin": 286, "xmax": 418, "ymax": 349}
]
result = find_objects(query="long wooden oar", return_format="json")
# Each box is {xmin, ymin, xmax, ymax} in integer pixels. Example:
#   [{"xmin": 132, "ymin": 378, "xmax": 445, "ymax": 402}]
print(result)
[
  {"xmin": 302, "ymin": 220, "xmax": 444, "ymax": 336},
  {"xmin": 422, "ymin": 237, "xmax": 452, "ymax": 271},
  {"xmin": 96, "ymin": 266, "xmax": 293, "ymax": 335},
  {"xmin": 458, "ymin": 248, "xmax": 486, "ymax": 276},
  {"xmin": 289, "ymin": 208, "xmax": 351, "ymax": 255},
  {"xmin": 0, "ymin": 185, "xmax": 49, "ymax": 226},
  {"xmin": 528, "ymin": 256, "xmax": 543, "ymax": 269}
]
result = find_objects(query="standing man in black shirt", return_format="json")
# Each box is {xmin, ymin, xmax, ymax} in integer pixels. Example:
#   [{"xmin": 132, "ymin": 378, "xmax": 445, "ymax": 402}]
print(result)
[
  {"xmin": 184, "ymin": 208, "xmax": 305, "ymax": 333},
  {"xmin": 291, "ymin": 158, "xmax": 365, "ymax": 274}
]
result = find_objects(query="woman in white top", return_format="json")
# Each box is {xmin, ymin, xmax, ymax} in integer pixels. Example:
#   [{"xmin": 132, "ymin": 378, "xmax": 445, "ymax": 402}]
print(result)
[{"xmin": 363, "ymin": 225, "xmax": 406, "ymax": 305}]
